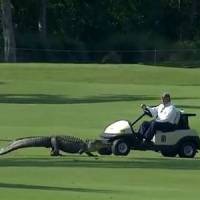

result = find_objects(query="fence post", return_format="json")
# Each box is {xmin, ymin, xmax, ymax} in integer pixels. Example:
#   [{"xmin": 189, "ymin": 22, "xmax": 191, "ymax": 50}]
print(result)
[{"xmin": 154, "ymin": 48, "xmax": 157, "ymax": 65}]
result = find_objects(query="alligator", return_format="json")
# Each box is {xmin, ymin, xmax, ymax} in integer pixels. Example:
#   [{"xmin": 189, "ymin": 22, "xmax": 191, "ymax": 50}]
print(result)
[{"xmin": 0, "ymin": 135, "xmax": 107, "ymax": 156}]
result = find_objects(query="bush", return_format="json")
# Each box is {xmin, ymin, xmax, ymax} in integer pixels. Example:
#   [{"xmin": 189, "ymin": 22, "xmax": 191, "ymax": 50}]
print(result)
[
  {"xmin": 98, "ymin": 32, "xmax": 171, "ymax": 63},
  {"xmin": 15, "ymin": 32, "xmax": 89, "ymax": 62},
  {"xmin": 102, "ymin": 51, "xmax": 121, "ymax": 63},
  {"xmin": 170, "ymin": 41, "xmax": 200, "ymax": 63}
]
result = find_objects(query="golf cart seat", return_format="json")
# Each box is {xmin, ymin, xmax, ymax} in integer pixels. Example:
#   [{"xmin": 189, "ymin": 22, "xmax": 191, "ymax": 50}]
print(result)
[
  {"xmin": 176, "ymin": 113, "xmax": 196, "ymax": 130},
  {"xmin": 156, "ymin": 111, "xmax": 196, "ymax": 134}
]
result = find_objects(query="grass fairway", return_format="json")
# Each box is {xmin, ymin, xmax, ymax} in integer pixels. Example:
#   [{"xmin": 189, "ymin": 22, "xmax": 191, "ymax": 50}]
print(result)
[{"xmin": 0, "ymin": 63, "xmax": 200, "ymax": 200}]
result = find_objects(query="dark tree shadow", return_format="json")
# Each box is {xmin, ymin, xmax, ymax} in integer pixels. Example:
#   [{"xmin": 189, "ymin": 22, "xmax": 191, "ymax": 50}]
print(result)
[
  {"xmin": 0, "ymin": 94, "xmax": 158, "ymax": 104},
  {"xmin": 174, "ymin": 97, "xmax": 200, "ymax": 100},
  {"xmin": 0, "ymin": 182, "xmax": 116, "ymax": 193},
  {"xmin": 0, "ymin": 157, "xmax": 200, "ymax": 170},
  {"xmin": 177, "ymin": 84, "xmax": 200, "ymax": 86},
  {"xmin": 176, "ymin": 105, "xmax": 200, "ymax": 110},
  {"xmin": 0, "ymin": 94, "xmax": 200, "ymax": 105}
]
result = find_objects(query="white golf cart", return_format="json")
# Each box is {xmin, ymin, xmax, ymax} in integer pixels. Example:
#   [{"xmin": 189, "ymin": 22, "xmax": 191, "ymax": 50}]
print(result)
[{"xmin": 98, "ymin": 109, "xmax": 200, "ymax": 158}]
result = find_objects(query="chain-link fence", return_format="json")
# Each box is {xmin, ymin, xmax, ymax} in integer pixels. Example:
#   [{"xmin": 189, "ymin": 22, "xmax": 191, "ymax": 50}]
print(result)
[{"xmin": 1, "ymin": 48, "xmax": 200, "ymax": 66}]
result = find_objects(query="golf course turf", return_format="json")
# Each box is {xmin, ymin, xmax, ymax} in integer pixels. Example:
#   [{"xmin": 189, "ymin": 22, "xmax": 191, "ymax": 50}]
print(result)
[{"xmin": 0, "ymin": 63, "xmax": 200, "ymax": 200}]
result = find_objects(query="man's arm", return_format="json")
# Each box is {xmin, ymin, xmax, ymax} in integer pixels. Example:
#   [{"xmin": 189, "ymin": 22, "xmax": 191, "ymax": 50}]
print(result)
[
  {"xmin": 146, "ymin": 106, "xmax": 159, "ymax": 118},
  {"xmin": 141, "ymin": 104, "xmax": 158, "ymax": 117}
]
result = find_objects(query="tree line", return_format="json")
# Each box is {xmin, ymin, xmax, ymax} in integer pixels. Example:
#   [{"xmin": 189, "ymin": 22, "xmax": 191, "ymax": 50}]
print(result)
[{"xmin": 1, "ymin": 0, "xmax": 200, "ymax": 63}]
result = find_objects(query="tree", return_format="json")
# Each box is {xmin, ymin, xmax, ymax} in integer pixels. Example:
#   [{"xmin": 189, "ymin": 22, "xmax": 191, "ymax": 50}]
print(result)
[
  {"xmin": 1, "ymin": 0, "xmax": 16, "ymax": 62},
  {"xmin": 38, "ymin": 0, "xmax": 47, "ymax": 43}
]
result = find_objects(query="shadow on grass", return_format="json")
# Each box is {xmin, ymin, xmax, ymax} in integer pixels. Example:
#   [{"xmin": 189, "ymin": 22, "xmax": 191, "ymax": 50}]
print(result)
[
  {"xmin": 176, "ymin": 84, "xmax": 200, "ymax": 86},
  {"xmin": 176, "ymin": 105, "xmax": 200, "ymax": 110},
  {"xmin": 0, "ymin": 157, "xmax": 200, "ymax": 170},
  {"xmin": 0, "ymin": 94, "xmax": 200, "ymax": 104},
  {"xmin": 174, "ymin": 97, "xmax": 200, "ymax": 100},
  {"xmin": 0, "ymin": 94, "xmax": 157, "ymax": 104},
  {"xmin": 0, "ymin": 182, "xmax": 115, "ymax": 193}
]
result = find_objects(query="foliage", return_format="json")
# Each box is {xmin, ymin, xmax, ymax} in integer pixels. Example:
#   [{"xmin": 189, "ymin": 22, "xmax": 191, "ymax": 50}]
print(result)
[{"xmin": 1, "ymin": 0, "xmax": 200, "ymax": 62}]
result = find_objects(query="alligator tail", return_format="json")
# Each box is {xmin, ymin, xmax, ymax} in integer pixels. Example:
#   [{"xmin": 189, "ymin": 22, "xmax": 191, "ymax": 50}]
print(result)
[{"xmin": 0, "ymin": 136, "xmax": 51, "ymax": 155}]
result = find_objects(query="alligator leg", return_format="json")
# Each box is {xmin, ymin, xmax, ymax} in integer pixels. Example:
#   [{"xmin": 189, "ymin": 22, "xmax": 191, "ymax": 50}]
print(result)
[
  {"xmin": 78, "ymin": 147, "xmax": 96, "ymax": 157},
  {"xmin": 85, "ymin": 152, "xmax": 96, "ymax": 157},
  {"xmin": 50, "ymin": 137, "xmax": 62, "ymax": 156}
]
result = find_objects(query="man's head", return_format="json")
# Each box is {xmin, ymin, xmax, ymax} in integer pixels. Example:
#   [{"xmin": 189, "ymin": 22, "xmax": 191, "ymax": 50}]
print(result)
[{"xmin": 161, "ymin": 92, "xmax": 171, "ymax": 105}]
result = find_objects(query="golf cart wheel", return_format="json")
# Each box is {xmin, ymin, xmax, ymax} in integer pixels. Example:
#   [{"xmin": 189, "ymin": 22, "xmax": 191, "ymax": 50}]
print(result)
[
  {"xmin": 112, "ymin": 139, "xmax": 130, "ymax": 156},
  {"xmin": 161, "ymin": 150, "xmax": 177, "ymax": 157},
  {"xmin": 98, "ymin": 148, "xmax": 112, "ymax": 155},
  {"xmin": 178, "ymin": 142, "xmax": 197, "ymax": 158}
]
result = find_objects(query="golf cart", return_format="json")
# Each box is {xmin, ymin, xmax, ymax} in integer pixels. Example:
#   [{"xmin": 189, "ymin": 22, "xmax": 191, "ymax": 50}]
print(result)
[{"xmin": 97, "ymin": 109, "xmax": 200, "ymax": 158}]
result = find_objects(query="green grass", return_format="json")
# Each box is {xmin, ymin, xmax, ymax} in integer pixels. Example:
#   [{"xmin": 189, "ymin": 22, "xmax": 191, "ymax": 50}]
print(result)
[{"xmin": 0, "ymin": 63, "xmax": 200, "ymax": 200}]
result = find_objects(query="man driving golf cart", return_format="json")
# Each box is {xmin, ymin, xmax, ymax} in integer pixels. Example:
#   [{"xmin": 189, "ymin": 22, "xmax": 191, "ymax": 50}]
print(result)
[
  {"xmin": 98, "ymin": 92, "xmax": 200, "ymax": 158},
  {"xmin": 138, "ymin": 92, "xmax": 179, "ymax": 143}
]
